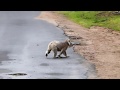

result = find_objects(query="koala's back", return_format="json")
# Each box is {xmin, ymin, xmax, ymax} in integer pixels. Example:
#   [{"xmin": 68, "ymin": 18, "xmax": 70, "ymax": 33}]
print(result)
[
  {"xmin": 48, "ymin": 40, "xmax": 60, "ymax": 49},
  {"xmin": 56, "ymin": 42, "xmax": 68, "ymax": 50}
]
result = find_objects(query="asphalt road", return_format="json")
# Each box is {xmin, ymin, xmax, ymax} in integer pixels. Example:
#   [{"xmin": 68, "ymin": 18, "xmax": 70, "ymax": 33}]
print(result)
[{"xmin": 0, "ymin": 11, "xmax": 97, "ymax": 79}]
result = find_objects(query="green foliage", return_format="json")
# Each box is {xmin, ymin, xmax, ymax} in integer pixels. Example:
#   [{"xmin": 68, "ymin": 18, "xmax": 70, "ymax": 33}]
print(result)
[{"xmin": 58, "ymin": 11, "xmax": 120, "ymax": 31}]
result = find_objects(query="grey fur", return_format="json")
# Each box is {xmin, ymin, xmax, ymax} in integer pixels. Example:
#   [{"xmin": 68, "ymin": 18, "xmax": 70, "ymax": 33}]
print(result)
[{"xmin": 45, "ymin": 39, "xmax": 73, "ymax": 58}]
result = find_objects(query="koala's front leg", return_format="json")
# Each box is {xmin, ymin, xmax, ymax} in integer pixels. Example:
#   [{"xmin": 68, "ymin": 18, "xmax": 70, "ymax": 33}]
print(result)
[
  {"xmin": 58, "ymin": 48, "xmax": 66, "ymax": 58},
  {"xmin": 62, "ymin": 51, "xmax": 67, "ymax": 57}
]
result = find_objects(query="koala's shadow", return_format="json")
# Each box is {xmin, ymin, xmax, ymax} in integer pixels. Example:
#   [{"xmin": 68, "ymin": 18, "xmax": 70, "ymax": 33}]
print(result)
[{"xmin": 46, "ymin": 56, "xmax": 70, "ymax": 60}]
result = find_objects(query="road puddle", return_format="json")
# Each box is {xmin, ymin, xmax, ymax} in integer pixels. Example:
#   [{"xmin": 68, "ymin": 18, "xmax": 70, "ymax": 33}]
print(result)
[
  {"xmin": 40, "ymin": 63, "xmax": 49, "ymax": 66},
  {"xmin": 46, "ymin": 72, "xmax": 64, "ymax": 76},
  {"xmin": 8, "ymin": 73, "xmax": 27, "ymax": 76}
]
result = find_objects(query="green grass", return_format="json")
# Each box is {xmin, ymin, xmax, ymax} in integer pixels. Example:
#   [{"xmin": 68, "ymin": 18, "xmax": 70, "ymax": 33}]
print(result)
[{"xmin": 58, "ymin": 11, "xmax": 120, "ymax": 31}]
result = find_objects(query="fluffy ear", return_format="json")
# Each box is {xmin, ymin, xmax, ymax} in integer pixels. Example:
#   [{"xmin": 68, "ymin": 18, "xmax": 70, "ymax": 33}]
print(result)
[
  {"xmin": 66, "ymin": 38, "xmax": 70, "ymax": 42},
  {"xmin": 68, "ymin": 41, "xmax": 71, "ymax": 45},
  {"xmin": 65, "ymin": 39, "xmax": 71, "ymax": 45},
  {"xmin": 66, "ymin": 39, "xmax": 73, "ymax": 47}
]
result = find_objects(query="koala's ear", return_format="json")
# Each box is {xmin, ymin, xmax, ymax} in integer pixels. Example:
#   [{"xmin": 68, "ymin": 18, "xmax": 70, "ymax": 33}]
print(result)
[{"xmin": 66, "ymin": 38, "xmax": 70, "ymax": 42}]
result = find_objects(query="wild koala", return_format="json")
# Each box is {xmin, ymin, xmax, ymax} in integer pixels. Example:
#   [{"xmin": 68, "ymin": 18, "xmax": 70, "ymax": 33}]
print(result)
[{"xmin": 45, "ymin": 39, "xmax": 73, "ymax": 58}]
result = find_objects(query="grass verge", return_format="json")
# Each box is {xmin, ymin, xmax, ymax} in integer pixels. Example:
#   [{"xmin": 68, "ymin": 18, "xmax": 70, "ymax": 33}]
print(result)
[{"xmin": 58, "ymin": 11, "xmax": 120, "ymax": 31}]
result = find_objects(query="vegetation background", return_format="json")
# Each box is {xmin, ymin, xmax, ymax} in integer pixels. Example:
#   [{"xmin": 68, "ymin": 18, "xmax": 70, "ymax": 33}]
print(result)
[{"xmin": 59, "ymin": 11, "xmax": 120, "ymax": 31}]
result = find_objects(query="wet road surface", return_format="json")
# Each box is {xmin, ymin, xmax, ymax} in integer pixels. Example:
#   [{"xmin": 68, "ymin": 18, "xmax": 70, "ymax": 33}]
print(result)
[{"xmin": 0, "ymin": 11, "xmax": 97, "ymax": 79}]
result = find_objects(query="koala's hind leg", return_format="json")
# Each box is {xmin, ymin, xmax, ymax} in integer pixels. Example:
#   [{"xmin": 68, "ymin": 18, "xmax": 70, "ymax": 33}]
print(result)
[
  {"xmin": 48, "ymin": 49, "xmax": 51, "ymax": 54},
  {"xmin": 45, "ymin": 49, "xmax": 51, "ymax": 57},
  {"xmin": 53, "ymin": 49, "xmax": 57, "ymax": 58}
]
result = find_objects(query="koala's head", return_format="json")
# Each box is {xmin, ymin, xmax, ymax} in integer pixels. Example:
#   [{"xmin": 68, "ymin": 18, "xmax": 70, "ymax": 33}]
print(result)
[{"xmin": 66, "ymin": 39, "xmax": 73, "ymax": 47}]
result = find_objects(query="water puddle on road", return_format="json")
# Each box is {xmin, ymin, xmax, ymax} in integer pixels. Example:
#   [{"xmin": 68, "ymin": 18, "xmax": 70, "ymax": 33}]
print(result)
[
  {"xmin": 40, "ymin": 63, "xmax": 49, "ymax": 66},
  {"xmin": 8, "ymin": 73, "xmax": 27, "ymax": 76},
  {"xmin": 46, "ymin": 72, "xmax": 64, "ymax": 76}
]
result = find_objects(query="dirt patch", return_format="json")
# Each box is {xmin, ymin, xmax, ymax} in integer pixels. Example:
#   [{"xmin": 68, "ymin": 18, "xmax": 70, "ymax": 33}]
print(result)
[{"xmin": 37, "ymin": 11, "xmax": 120, "ymax": 79}]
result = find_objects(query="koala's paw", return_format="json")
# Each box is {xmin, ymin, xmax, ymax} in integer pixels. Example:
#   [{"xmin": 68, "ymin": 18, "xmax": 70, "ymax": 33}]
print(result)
[
  {"xmin": 45, "ymin": 54, "xmax": 48, "ymax": 57},
  {"xmin": 53, "ymin": 57, "xmax": 57, "ymax": 59},
  {"xmin": 58, "ymin": 55, "xmax": 62, "ymax": 58}
]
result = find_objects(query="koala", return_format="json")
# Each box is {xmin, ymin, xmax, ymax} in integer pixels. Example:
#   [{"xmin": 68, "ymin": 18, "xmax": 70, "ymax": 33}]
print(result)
[{"xmin": 45, "ymin": 39, "xmax": 73, "ymax": 58}]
